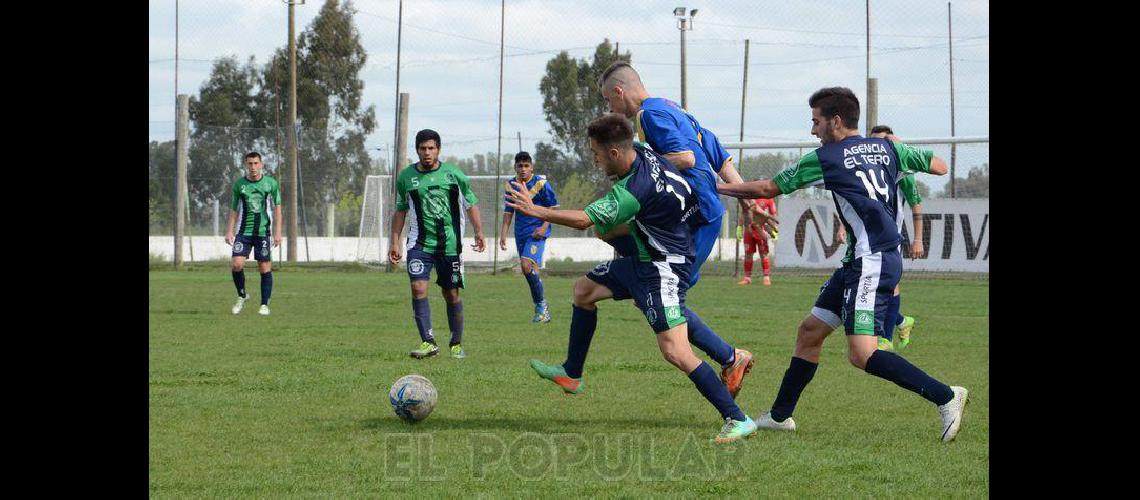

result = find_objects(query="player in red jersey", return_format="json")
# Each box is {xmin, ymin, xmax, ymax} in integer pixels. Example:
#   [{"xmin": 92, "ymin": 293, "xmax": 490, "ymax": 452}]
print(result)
[{"xmin": 737, "ymin": 196, "xmax": 777, "ymax": 285}]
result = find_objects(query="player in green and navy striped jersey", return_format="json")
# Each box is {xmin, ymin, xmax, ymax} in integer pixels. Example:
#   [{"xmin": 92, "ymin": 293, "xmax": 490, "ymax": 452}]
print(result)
[
  {"xmin": 869, "ymin": 125, "xmax": 925, "ymax": 351},
  {"xmin": 225, "ymin": 152, "xmax": 282, "ymax": 316},
  {"xmin": 508, "ymin": 114, "xmax": 758, "ymax": 444},
  {"xmin": 388, "ymin": 129, "xmax": 486, "ymax": 359},
  {"xmin": 718, "ymin": 88, "xmax": 967, "ymax": 442}
]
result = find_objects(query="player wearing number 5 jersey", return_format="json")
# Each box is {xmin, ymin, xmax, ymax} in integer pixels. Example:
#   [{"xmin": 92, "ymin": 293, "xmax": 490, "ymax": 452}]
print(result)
[
  {"xmin": 718, "ymin": 87, "xmax": 969, "ymax": 443},
  {"xmin": 389, "ymin": 129, "xmax": 487, "ymax": 360}
]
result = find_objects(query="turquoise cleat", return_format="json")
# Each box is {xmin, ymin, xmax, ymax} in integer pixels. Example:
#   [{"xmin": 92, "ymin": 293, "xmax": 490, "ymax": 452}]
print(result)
[{"xmin": 713, "ymin": 415, "xmax": 758, "ymax": 444}]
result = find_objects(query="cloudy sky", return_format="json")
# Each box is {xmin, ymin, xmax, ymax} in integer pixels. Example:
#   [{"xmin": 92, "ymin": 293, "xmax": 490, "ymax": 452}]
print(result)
[{"xmin": 149, "ymin": 0, "xmax": 988, "ymax": 192}]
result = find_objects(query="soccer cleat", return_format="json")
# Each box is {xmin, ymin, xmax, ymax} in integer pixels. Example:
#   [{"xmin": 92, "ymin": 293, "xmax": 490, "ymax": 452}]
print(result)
[
  {"xmin": 877, "ymin": 337, "xmax": 894, "ymax": 351},
  {"xmin": 937, "ymin": 386, "xmax": 969, "ymax": 443},
  {"xmin": 755, "ymin": 410, "xmax": 797, "ymax": 431},
  {"xmin": 410, "ymin": 341, "xmax": 440, "ymax": 359},
  {"xmin": 896, "ymin": 316, "xmax": 915, "ymax": 350},
  {"xmin": 231, "ymin": 296, "xmax": 247, "ymax": 315},
  {"xmin": 532, "ymin": 302, "xmax": 551, "ymax": 323},
  {"xmin": 736, "ymin": 277, "xmax": 752, "ymax": 285},
  {"xmin": 721, "ymin": 349, "xmax": 755, "ymax": 399},
  {"xmin": 258, "ymin": 304, "xmax": 271, "ymax": 316},
  {"xmin": 712, "ymin": 416, "xmax": 758, "ymax": 444},
  {"xmin": 529, "ymin": 359, "xmax": 584, "ymax": 394},
  {"xmin": 450, "ymin": 344, "xmax": 466, "ymax": 359},
  {"xmin": 762, "ymin": 276, "xmax": 771, "ymax": 286}
]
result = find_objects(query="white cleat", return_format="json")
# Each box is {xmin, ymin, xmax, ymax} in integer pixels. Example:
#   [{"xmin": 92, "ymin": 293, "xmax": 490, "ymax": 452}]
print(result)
[
  {"xmin": 232, "ymin": 296, "xmax": 247, "ymax": 315},
  {"xmin": 259, "ymin": 304, "xmax": 271, "ymax": 316},
  {"xmin": 755, "ymin": 410, "xmax": 796, "ymax": 431},
  {"xmin": 937, "ymin": 386, "xmax": 969, "ymax": 443}
]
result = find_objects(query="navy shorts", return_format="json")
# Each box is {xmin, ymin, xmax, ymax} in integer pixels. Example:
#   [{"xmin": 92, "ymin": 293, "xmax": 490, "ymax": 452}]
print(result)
[
  {"xmin": 811, "ymin": 249, "xmax": 902, "ymax": 336},
  {"xmin": 406, "ymin": 248, "xmax": 465, "ymax": 289},
  {"xmin": 604, "ymin": 227, "xmax": 714, "ymax": 290},
  {"xmin": 515, "ymin": 236, "xmax": 547, "ymax": 267},
  {"xmin": 586, "ymin": 256, "xmax": 690, "ymax": 333},
  {"xmin": 232, "ymin": 235, "xmax": 272, "ymax": 262}
]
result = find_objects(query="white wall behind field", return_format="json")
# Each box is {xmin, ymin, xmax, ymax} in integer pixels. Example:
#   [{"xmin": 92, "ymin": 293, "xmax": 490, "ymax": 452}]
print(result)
[{"xmin": 150, "ymin": 236, "xmax": 725, "ymax": 264}]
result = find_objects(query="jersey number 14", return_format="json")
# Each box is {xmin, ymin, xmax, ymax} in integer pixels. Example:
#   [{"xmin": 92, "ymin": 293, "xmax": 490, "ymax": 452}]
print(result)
[{"xmin": 854, "ymin": 167, "xmax": 890, "ymax": 200}]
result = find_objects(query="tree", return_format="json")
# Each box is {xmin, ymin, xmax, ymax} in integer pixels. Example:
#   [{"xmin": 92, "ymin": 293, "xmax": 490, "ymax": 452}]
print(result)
[
  {"xmin": 535, "ymin": 39, "xmax": 631, "ymax": 194},
  {"xmin": 914, "ymin": 178, "xmax": 931, "ymax": 200},
  {"xmin": 149, "ymin": 140, "xmax": 177, "ymax": 232},
  {"xmin": 736, "ymin": 152, "xmax": 796, "ymax": 181},
  {"xmin": 938, "ymin": 162, "xmax": 988, "ymax": 198},
  {"xmin": 256, "ymin": 0, "xmax": 377, "ymax": 235},
  {"xmin": 188, "ymin": 0, "xmax": 377, "ymax": 236},
  {"xmin": 187, "ymin": 56, "xmax": 262, "ymax": 213}
]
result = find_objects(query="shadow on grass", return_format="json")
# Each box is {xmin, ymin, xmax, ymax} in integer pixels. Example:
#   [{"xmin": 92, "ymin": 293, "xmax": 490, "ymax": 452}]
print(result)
[{"xmin": 359, "ymin": 415, "xmax": 696, "ymax": 433}]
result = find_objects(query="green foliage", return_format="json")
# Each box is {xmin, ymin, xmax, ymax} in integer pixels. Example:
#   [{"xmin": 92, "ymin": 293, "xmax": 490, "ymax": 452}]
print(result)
[
  {"xmin": 185, "ymin": 0, "xmax": 376, "ymax": 235},
  {"xmin": 736, "ymin": 152, "xmax": 797, "ymax": 181},
  {"xmin": 552, "ymin": 173, "xmax": 597, "ymax": 211},
  {"xmin": 915, "ymin": 178, "xmax": 932, "ymax": 199},
  {"xmin": 939, "ymin": 162, "xmax": 988, "ymax": 198},
  {"xmin": 334, "ymin": 191, "xmax": 364, "ymax": 237},
  {"xmin": 150, "ymin": 140, "xmax": 178, "ymax": 232},
  {"xmin": 535, "ymin": 39, "xmax": 631, "ymax": 197}
]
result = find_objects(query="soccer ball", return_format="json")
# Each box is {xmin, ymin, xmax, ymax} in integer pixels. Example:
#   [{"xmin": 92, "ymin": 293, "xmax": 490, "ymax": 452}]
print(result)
[{"xmin": 389, "ymin": 374, "xmax": 437, "ymax": 422}]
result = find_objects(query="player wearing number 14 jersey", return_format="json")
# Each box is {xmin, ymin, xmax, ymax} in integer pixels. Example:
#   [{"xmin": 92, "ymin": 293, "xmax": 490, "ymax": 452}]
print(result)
[{"xmin": 718, "ymin": 87, "xmax": 969, "ymax": 443}]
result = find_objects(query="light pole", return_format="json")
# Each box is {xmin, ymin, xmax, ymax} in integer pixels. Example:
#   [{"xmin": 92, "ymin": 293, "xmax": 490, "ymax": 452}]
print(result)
[
  {"xmin": 284, "ymin": 0, "xmax": 305, "ymax": 262},
  {"xmin": 674, "ymin": 7, "xmax": 698, "ymax": 109}
]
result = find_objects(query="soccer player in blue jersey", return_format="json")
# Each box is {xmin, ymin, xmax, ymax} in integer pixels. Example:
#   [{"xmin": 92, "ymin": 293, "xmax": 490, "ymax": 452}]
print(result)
[
  {"xmin": 498, "ymin": 151, "xmax": 559, "ymax": 323},
  {"xmin": 507, "ymin": 114, "xmax": 758, "ymax": 443},
  {"xmin": 870, "ymin": 125, "xmax": 923, "ymax": 351},
  {"xmin": 596, "ymin": 62, "xmax": 774, "ymax": 397},
  {"xmin": 718, "ymin": 88, "xmax": 968, "ymax": 442}
]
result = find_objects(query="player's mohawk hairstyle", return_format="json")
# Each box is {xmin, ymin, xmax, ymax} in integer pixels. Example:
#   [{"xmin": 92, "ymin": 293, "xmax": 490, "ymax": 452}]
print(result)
[{"xmin": 598, "ymin": 61, "xmax": 640, "ymax": 90}]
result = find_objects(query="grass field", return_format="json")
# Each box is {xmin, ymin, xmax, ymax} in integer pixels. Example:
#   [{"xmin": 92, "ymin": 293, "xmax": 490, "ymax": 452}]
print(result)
[{"xmin": 150, "ymin": 266, "xmax": 988, "ymax": 496}]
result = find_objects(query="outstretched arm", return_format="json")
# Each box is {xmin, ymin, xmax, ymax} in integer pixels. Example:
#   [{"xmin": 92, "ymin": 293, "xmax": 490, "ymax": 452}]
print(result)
[
  {"xmin": 718, "ymin": 179, "xmax": 782, "ymax": 199},
  {"xmin": 504, "ymin": 181, "xmax": 594, "ymax": 230}
]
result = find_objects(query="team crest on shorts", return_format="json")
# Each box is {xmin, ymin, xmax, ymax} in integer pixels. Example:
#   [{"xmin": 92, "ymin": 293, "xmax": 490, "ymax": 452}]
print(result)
[
  {"xmin": 233, "ymin": 241, "xmax": 244, "ymax": 253},
  {"xmin": 592, "ymin": 261, "xmax": 611, "ymax": 276},
  {"xmin": 409, "ymin": 259, "xmax": 425, "ymax": 274},
  {"xmin": 451, "ymin": 274, "xmax": 459, "ymax": 284},
  {"xmin": 530, "ymin": 244, "xmax": 538, "ymax": 254},
  {"xmin": 645, "ymin": 308, "xmax": 657, "ymax": 324},
  {"xmin": 855, "ymin": 310, "xmax": 874, "ymax": 328}
]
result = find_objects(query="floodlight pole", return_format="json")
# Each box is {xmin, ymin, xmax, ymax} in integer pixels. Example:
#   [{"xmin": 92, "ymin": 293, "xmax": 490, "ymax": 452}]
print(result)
[{"xmin": 674, "ymin": 8, "xmax": 697, "ymax": 109}]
